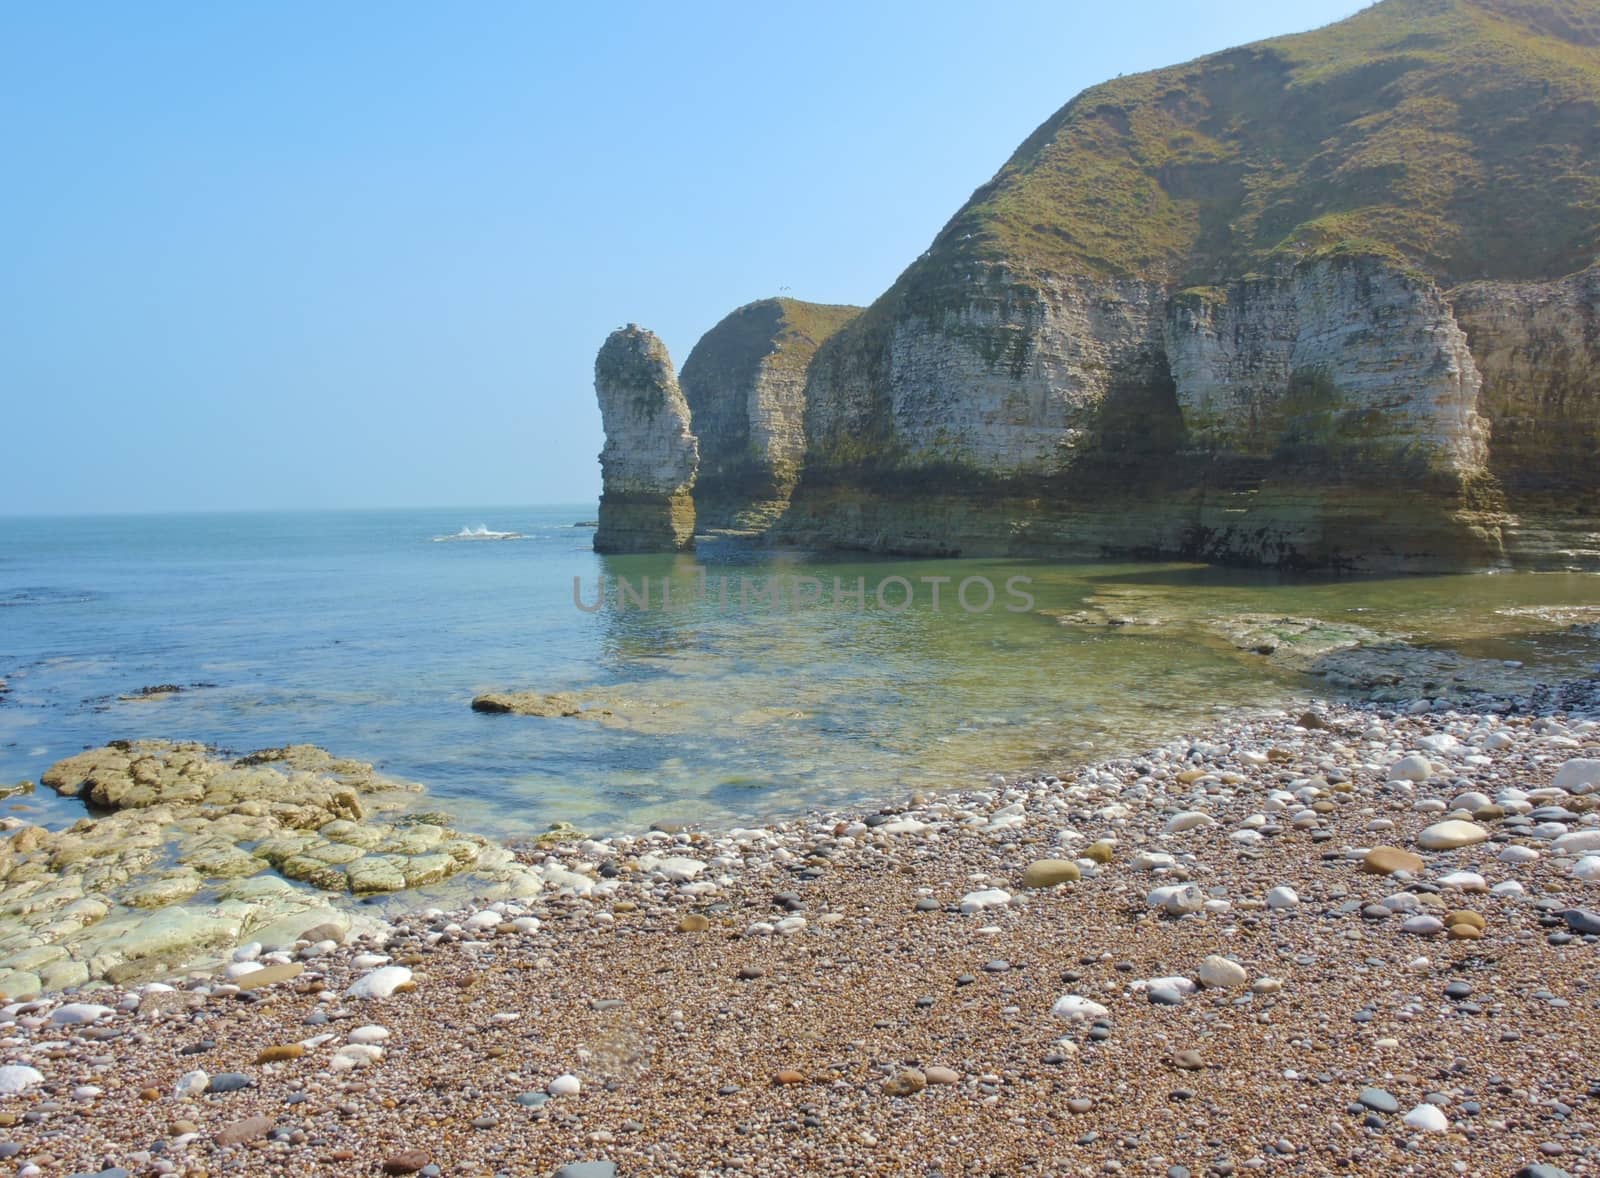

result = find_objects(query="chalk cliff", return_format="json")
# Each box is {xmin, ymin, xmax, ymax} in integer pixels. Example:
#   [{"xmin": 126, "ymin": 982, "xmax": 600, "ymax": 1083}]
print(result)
[
  {"xmin": 593, "ymin": 326, "xmax": 698, "ymax": 553},
  {"xmin": 775, "ymin": 0, "xmax": 1600, "ymax": 570},
  {"xmin": 679, "ymin": 299, "xmax": 861, "ymax": 530},
  {"xmin": 601, "ymin": 0, "xmax": 1600, "ymax": 568}
]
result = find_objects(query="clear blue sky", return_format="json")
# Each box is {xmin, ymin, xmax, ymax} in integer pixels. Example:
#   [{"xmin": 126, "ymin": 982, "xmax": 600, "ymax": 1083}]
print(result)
[{"xmin": 1, "ymin": 1, "xmax": 1365, "ymax": 515}]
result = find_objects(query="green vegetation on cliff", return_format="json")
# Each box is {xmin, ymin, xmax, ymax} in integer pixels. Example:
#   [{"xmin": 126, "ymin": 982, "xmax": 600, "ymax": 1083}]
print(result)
[{"xmin": 925, "ymin": 0, "xmax": 1600, "ymax": 286}]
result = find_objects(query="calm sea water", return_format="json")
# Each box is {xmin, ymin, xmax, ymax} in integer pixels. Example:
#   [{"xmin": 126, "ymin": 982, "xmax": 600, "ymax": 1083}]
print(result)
[{"xmin": 2, "ymin": 506, "xmax": 1598, "ymax": 838}]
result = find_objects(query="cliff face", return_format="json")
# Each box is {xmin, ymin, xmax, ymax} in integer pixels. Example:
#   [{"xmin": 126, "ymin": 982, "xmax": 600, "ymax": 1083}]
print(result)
[
  {"xmin": 778, "ymin": 0, "xmax": 1600, "ymax": 570},
  {"xmin": 593, "ymin": 326, "xmax": 698, "ymax": 553},
  {"xmin": 679, "ymin": 299, "xmax": 860, "ymax": 529},
  {"xmin": 1452, "ymin": 263, "xmax": 1600, "ymax": 562},
  {"xmin": 600, "ymin": 0, "xmax": 1600, "ymax": 568}
]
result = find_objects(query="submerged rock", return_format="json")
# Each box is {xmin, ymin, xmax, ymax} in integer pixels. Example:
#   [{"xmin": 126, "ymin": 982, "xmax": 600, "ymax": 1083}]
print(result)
[{"xmin": 0, "ymin": 741, "xmax": 544, "ymax": 994}]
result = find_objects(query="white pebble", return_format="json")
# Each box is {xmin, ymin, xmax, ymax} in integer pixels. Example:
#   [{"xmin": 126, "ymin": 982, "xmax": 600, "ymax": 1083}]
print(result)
[
  {"xmin": 1266, "ymin": 886, "xmax": 1299, "ymax": 910},
  {"xmin": 1403, "ymin": 1103, "xmax": 1449, "ymax": 1132},
  {"xmin": 344, "ymin": 966, "xmax": 412, "ymax": 1000},
  {"xmin": 1051, "ymin": 994, "xmax": 1110, "ymax": 1022},
  {"xmin": 959, "ymin": 888, "xmax": 1011, "ymax": 914},
  {"xmin": 48, "ymin": 1003, "xmax": 113, "ymax": 1025},
  {"xmin": 0, "ymin": 1065, "xmax": 44, "ymax": 1095},
  {"xmin": 548, "ymin": 1072, "xmax": 582, "ymax": 1096}
]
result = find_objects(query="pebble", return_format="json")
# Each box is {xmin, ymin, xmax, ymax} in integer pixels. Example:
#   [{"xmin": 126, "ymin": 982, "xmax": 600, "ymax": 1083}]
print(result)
[
  {"xmin": 0, "ymin": 1067, "xmax": 43, "ymax": 1095},
  {"xmin": 345, "ymin": 966, "xmax": 413, "ymax": 999},
  {"xmin": 1358, "ymin": 1087, "xmax": 1399, "ymax": 1113},
  {"xmin": 959, "ymin": 888, "xmax": 1011, "ymax": 913},
  {"xmin": 48, "ymin": 1003, "xmax": 113, "ymax": 1025},
  {"xmin": 553, "ymin": 1164, "xmax": 617, "ymax": 1178},
  {"xmin": 1388, "ymin": 754, "xmax": 1433, "ymax": 781},
  {"xmin": 882, "ymin": 1068, "xmax": 927, "ymax": 1096},
  {"xmin": 215, "ymin": 1114, "xmax": 274, "ymax": 1145},
  {"xmin": 1402, "ymin": 1103, "xmax": 1449, "ymax": 1132},
  {"xmin": 237, "ymin": 962, "xmax": 304, "ymax": 990},
  {"xmin": 381, "ymin": 1152, "xmax": 430, "ymax": 1175},
  {"xmin": 1020, "ymin": 859, "xmax": 1081, "ymax": 887},
  {"xmin": 1149, "ymin": 884, "xmax": 1205, "ymax": 915},
  {"xmin": 925, "ymin": 1066, "xmax": 960, "ymax": 1085},
  {"xmin": 1197, "ymin": 955, "xmax": 1248, "ymax": 989},
  {"xmin": 1564, "ymin": 908, "xmax": 1600, "ymax": 935},
  {"xmin": 1265, "ymin": 886, "xmax": 1299, "ymax": 909},
  {"xmin": 1052, "ymin": 994, "xmax": 1110, "ymax": 1022},
  {"xmin": 207, "ymin": 1072, "xmax": 253, "ymax": 1093},
  {"xmin": 348, "ymin": 1024, "xmax": 391, "ymax": 1044},
  {"xmin": 1417, "ymin": 820, "xmax": 1489, "ymax": 850},
  {"xmin": 548, "ymin": 1073, "xmax": 582, "ymax": 1097},
  {"xmin": 1401, "ymin": 915, "xmax": 1445, "ymax": 936},
  {"xmin": 678, "ymin": 914, "xmax": 710, "ymax": 932},
  {"xmin": 173, "ymin": 1070, "xmax": 208, "ymax": 1099},
  {"xmin": 1363, "ymin": 847, "xmax": 1425, "ymax": 875},
  {"xmin": 255, "ymin": 1044, "xmax": 304, "ymax": 1063}
]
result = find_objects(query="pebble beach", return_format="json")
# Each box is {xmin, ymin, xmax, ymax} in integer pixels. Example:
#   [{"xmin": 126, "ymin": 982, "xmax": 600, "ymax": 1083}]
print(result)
[{"xmin": 3, "ymin": 681, "xmax": 1600, "ymax": 1178}]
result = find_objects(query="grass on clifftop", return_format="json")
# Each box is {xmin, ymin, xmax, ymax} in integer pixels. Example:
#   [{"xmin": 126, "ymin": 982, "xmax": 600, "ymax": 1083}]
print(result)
[{"xmin": 923, "ymin": 0, "xmax": 1600, "ymax": 287}]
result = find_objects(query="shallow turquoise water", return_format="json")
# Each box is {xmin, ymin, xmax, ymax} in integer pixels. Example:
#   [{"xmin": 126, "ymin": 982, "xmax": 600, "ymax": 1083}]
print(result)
[{"xmin": 2, "ymin": 507, "xmax": 1597, "ymax": 837}]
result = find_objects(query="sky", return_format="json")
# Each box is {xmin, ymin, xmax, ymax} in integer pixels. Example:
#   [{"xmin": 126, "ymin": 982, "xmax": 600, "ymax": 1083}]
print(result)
[{"xmin": 0, "ymin": 1, "xmax": 1366, "ymax": 516}]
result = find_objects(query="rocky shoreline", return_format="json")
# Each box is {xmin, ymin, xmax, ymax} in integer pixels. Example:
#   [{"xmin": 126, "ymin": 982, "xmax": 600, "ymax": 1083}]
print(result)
[{"xmin": 0, "ymin": 676, "xmax": 1597, "ymax": 1176}]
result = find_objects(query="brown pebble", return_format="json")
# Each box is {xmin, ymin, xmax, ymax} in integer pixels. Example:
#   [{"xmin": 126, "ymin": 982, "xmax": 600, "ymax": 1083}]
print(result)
[
  {"xmin": 678, "ymin": 914, "xmax": 710, "ymax": 933},
  {"xmin": 925, "ymin": 1066, "xmax": 960, "ymax": 1085},
  {"xmin": 215, "ymin": 1114, "xmax": 275, "ymax": 1146},
  {"xmin": 1446, "ymin": 910, "xmax": 1486, "ymax": 930},
  {"xmin": 382, "ymin": 1151, "xmax": 430, "ymax": 1175},
  {"xmin": 1173, "ymin": 1049, "xmax": 1205, "ymax": 1070},
  {"xmin": 235, "ymin": 962, "xmax": 305, "ymax": 991},
  {"xmin": 171, "ymin": 1119, "xmax": 199, "ymax": 1135},
  {"xmin": 773, "ymin": 1070, "xmax": 805, "ymax": 1085},
  {"xmin": 882, "ymin": 1068, "xmax": 927, "ymax": 1096},
  {"xmin": 1084, "ymin": 841, "xmax": 1115, "ymax": 864},
  {"xmin": 139, "ymin": 1086, "xmax": 160, "ymax": 1101},
  {"xmin": 1362, "ymin": 846, "xmax": 1425, "ymax": 875},
  {"xmin": 1447, "ymin": 923, "xmax": 1483, "ymax": 939},
  {"xmin": 255, "ymin": 1044, "xmax": 305, "ymax": 1063},
  {"xmin": 738, "ymin": 965, "xmax": 766, "ymax": 980}
]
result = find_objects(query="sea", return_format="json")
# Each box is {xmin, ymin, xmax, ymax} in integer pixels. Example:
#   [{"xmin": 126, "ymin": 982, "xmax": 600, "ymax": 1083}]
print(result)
[{"xmin": 3, "ymin": 506, "xmax": 1598, "ymax": 839}]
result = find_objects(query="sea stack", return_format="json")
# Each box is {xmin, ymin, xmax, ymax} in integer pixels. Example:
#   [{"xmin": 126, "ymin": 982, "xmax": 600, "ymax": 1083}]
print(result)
[
  {"xmin": 593, "ymin": 325, "xmax": 699, "ymax": 553},
  {"xmin": 678, "ymin": 298, "xmax": 861, "ymax": 530}
]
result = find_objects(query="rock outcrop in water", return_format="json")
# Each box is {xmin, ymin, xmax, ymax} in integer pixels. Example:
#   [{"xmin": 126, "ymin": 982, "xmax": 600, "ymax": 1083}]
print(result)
[
  {"xmin": 679, "ymin": 298, "xmax": 861, "ymax": 530},
  {"xmin": 601, "ymin": 0, "xmax": 1600, "ymax": 570},
  {"xmin": 593, "ymin": 326, "xmax": 698, "ymax": 552}
]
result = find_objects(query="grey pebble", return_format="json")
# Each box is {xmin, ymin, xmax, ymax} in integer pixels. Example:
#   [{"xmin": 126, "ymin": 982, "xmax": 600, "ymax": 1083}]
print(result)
[
  {"xmin": 1563, "ymin": 909, "xmax": 1600, "ymax": 935},
  {"xmin": 1358, "ymin": 1087, "xmax": 1399, "ymax": 1113}
]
